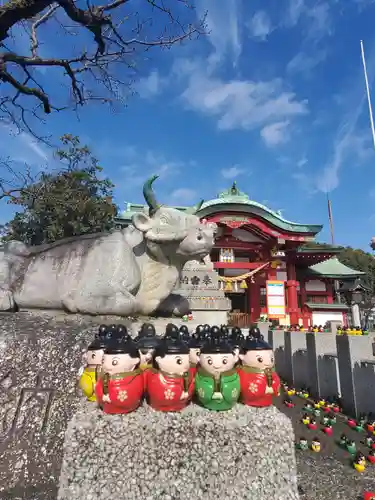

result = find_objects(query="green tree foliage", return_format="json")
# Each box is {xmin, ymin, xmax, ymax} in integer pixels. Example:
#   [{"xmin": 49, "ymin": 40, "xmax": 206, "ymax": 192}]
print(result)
[{"xmin": 1, "ymin": 135, "xmax": 117, "ymax": 245}]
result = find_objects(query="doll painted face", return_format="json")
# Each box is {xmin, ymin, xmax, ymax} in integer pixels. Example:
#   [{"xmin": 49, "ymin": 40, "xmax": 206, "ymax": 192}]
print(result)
[
  {"xmin": 139, "ymin": 348, "xmax": 155, "ymax": 365},
  {"xmin": 85, "ymin": 348, "xmax": 104, "ymax": 366},
  {"xmin": 155, "ymin": 353, "xmax": 190, "ymax": 375},
  {"xmin": 102, "ymin": 353, "xmax": 140, "ymax": 375},
  {"xmin": 189, "ymin": 348, "xmax": 201, "ymax": 365},
  {"xmin": 240, "ymin": 349, "xmax": 274, "ymax": 370},
  {"xmin": 199, "ymin": 352, "xmax": 236, "ymax": 375}
]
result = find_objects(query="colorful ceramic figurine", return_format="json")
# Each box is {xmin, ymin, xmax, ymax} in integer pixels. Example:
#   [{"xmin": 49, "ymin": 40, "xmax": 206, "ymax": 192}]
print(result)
[
  {"xmin": 135, "ymin": 323, "xmax": 160, "ymax": 371},
  {"xmin": 230, "ymin": 326, "xmax": 244, "ymax": 358},
  {"xmin": 195, "ymin": 327, "xmax": 240, "ymax": 411},
  {"xmin": 146, "ymin": 324, "xmax": 194, "ymax": 412},
  {"xmin": 295, "ymin": 437, "xmax": 309, "ymax": 450},
  {"xmin": 237, "ymin": 329, "xmax": 280, "ymax": 408},
  {"xmin": 179, "ymin": 325, "xmax": 190, "ymax": 343},
  {"xmin": 188, "ymin": 332, "xmax": 205, "ymax": 376},
  {"xmin": 79, "ymin": 325, "xmax": 108, "ymax": 402},
  {"xmin": 95, "ymin": 328, "xmax": 143, "ymax": 414}
]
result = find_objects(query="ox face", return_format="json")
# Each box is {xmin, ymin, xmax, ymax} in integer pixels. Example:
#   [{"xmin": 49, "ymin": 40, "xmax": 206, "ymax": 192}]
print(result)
[{"xmin": 132, "ymin": 207, "xmax": 217, "ymax": 263}]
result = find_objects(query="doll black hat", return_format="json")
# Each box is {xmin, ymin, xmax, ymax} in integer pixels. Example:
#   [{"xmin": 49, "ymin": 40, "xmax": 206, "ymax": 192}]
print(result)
[
  {"xmin": 88, "ymin": 327, "xmax": 108, "ymax": 351},
  {"xmin": 229, "ymin": 326, "xmax": 244, "ymax": 349},
  {"xmin": 155, "ymin": 327, "xmax": 189, "ymax": 357},
  {"xmin": 189, "ymin": 332, "xmax": 206, "ymax": 349},
  {"xmin": 249, "ymin": 326, "xmax": 261, "ymax": 337},
  {"xmin": 195, "ymin": 324, "xmax": 204, "ymax": 335},
  {"xmin": 98, "ymin": 324, "xmax": 108, "ymax": 336},
  {"xmin": 165, "ymin": 323, "xmax": 180, "ymax": 339},
  {"xmin": 203, "ymin": 324, "xmax": 210, "ymax": 333},
  {"xmin": 136, "ymin": 323, "xmax": 159, "ymax": 350},
  {"xmin": 201, "ymin": 327, "xmax": 233, "ymax": 354},
  {"xmin": 139, "ymin": 322, "xmax": 156, "ymax": 338},
  {"xmin": 220, "ymin": 325, "xmax": 229, "ymax": 336},
  {"xmin": 179, "ymin": 325, "xmax": 190, "ymax": 343},
  {"xmin": 242, "ymin": 329, "xmax": 272, "ymax": 352},
  {"xmin": 105, "ymin": 323, "xmax": 118, "ymax": 342},
  {"xmin": 105, "ymin": 328, "xmax": 139, "ymax": 357},
  {"xmin": 117, "ymin": 324, "xmax": 128, "ymax": 336}
]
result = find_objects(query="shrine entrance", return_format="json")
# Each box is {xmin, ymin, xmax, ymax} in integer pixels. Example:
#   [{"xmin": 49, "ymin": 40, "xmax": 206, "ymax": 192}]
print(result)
[{"xmin": 226, "ymin": 292, "xmax": 248, "ymax": 313}]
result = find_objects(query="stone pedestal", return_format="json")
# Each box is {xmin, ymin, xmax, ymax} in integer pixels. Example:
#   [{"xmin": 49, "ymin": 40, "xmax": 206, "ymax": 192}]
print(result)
[
  {"xmin": 306, "ymin": 332, "xmax": 340, "ymax": 400},
  {"xmin": 58, "ymin": 402, "xmax": 299, "ymax": 500},
  {"xmin": 336, "ymin": 335, "xmax": 375, "ymax": 417},
  {"xmin": 175, "ymin": 258, "xmax": 231, "ymax": 325},
  {"xmin": 284, "ymin": 331, "xmax": 308, "ymax": 389}
]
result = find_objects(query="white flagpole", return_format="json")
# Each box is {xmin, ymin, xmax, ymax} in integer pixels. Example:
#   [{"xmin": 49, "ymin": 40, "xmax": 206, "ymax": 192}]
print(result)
[{"xmin": 360, "ymin": 40, "xmax": 375, "ymax": 150}]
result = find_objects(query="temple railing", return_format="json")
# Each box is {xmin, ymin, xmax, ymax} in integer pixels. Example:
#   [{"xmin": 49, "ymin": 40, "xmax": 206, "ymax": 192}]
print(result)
[{"xmin": 228, "ymin": 312, "xmax": 251, "ymax": 328}]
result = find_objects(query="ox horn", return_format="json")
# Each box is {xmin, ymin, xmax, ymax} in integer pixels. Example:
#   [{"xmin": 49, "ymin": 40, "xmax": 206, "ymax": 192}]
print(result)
[
  {"xmin": 143, "ymin": 175, "xmax": 160, "ymax": 214},
  {"xmin": 185, "ymin": 199, "xmax": 204, "ymax": 214}
]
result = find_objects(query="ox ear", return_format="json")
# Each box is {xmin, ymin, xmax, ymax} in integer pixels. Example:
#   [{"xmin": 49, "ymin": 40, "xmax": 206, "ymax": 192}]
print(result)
[{"xmin": 132, "ymin": 212, "xmax": 152, "ymax": 233}]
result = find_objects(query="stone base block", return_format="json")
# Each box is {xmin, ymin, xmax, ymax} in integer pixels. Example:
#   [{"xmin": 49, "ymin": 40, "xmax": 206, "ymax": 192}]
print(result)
[{"xmin": 58, "ymin": 402, "xmax": 299, "ymax": 500}]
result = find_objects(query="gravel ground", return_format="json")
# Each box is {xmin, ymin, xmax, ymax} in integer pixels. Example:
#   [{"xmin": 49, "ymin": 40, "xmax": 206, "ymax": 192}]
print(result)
[
  {"xmin": 276, "ymin": 394, "xmax": 375, "ymax": 500},
  {"xmin": 58, "ymin": 401, "xmax": 298, "ymax": 500}
]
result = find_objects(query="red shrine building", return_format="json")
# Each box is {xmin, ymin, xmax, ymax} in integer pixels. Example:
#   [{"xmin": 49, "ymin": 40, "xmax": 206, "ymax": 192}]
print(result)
[{"xmin": 116, "ymin": 182, "xmax": 363, "ymax": 327}]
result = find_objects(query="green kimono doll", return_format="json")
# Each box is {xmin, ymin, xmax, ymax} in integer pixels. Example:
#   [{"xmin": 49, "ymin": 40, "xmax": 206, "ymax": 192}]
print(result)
[{"xmin": 195, "ymin": 326, "xmax": 240, "ymax": 411}]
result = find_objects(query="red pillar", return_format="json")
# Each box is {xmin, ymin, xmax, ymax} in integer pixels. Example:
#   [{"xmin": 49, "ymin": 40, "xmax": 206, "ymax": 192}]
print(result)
[
  {"xmin": 326, "ymin": 280, "xmax": 333, "ymax": 304},
  {"xmin": 287, "ymin": 260, "xmax": 299, "ymax": 325},
  {"xmin": 300, "ymin": 279, "xmax": 309, "ymax": 328},
  {"xmin": 249, "ymin": 280, "xmax": 260, "ymax": 324}
]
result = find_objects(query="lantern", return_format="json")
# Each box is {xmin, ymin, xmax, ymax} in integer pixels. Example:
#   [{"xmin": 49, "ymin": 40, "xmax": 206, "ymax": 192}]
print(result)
[{"xmin": 240, "ymin": 280, "xmax": 248, "ymax": 289}]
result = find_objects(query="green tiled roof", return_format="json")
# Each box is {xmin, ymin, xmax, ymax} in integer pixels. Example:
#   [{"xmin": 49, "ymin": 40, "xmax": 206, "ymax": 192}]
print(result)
[
  {"xmin": 305, "ymin": 302, "xmax": 349, "ymax": 310},
  {"xmin": 308, "ymin": 257, "xmax": 365, "ymax": 278},
  {"xmin": 296, "ymin": 245, "xmax": 342, "ymax": 254},
  {"xmin": 117, "ymin": 182, "xmax": 322, "ymax": 235}
]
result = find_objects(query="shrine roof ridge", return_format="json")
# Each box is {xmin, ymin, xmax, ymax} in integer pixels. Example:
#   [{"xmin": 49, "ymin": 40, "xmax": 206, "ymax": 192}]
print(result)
[{"xmin": 119, "ymin": 201, "xmax": 322, "ymax": 235}]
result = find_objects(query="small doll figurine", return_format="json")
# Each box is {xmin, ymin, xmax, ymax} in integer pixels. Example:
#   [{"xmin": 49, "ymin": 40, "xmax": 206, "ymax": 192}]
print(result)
[
  {"xmin": 78, "ymin": 325, "xmax": 108, "ymax": 402},
  {"xmin": 146, "ymin": 324, "xmax": 194, "ymax": 412},
  {"xmin": 188, "ymin": 332, "xmax": 206, "ymax": 376},
  {"xmin": 237, "ymin": 329, "xmax": 281, "ymax": 408},
  {"xmin": 230, "ymin": 326, "xmax": 244, "ymax": 357},
  {"xmin": 195, "ymin": 326, "xmax": 240, "ymax": 411},
  {"xmin": 179, "ymin": 325, "xmax": 190, "ymax": 343},
  {"xmin": 95, "ymin": 327, "xmax": 143, "ymax": 415},
  {"xmin": 135, "ymin": 323, "xmax": 160, "ymax": 371}
]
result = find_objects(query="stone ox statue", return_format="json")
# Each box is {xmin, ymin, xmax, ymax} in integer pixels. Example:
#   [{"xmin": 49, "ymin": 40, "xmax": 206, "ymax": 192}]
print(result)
[{"xmin": 0, "ymin": 176, "xmax": 217, "ymax": 316}]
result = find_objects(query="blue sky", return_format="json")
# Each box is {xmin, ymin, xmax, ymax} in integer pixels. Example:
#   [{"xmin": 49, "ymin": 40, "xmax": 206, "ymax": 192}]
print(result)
[{"xmin": 1, "ymin": 0, "xmax": 375, "ymax": 251}]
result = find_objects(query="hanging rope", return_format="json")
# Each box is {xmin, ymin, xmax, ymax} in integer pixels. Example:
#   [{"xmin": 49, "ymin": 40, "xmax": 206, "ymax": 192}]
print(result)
[{"xmin": 218, "ymin": 262, "xmax": 270, "ymax": 283}]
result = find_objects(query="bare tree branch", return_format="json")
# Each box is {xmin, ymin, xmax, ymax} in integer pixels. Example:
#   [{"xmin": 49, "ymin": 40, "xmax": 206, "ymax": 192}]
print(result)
[
  {"xmin": 0, "ymin": 158, "xmax": 38, "ymax": 202},
  {"xmin": 0, "ymin": 0, "xmax": 207, "ymax": 139},
  {"xmin": 30, "ymin": 4, "xmax": 59, "ymax": 57}
]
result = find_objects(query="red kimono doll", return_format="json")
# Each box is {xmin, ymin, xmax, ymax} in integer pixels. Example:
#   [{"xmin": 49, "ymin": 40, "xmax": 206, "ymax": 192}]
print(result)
[
  {"xmin": 96, "ymin": 326, "xmax": 144, "ymax": 415},
  {"xmin": 146, "ymin": 323, "xmax": 194, "ymax": 412},
  {"xmin": 238, "ymin": 327, "xmax": 280, "ymax": 408}
]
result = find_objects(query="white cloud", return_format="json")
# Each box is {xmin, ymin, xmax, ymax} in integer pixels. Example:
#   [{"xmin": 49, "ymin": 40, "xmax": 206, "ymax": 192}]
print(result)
[
  {"xmin": 221, "ymin": 166, "xmax": 245, "ymax": 179},
  {"xmin": 0, "ymin": 126, "xmax": 49, "ymax": 165},
  {"xmin": 248, "ymin": 11, "xmax": 273, "ymax": 41},
  {"xmin": 195, "ymin": 0, "xmax": 241, "ymax": 67},
  {"xmin": 261, "ymin": 121, "xmax": 290, "ymax": 147},
  {"xmin": 121, "ymin": 150, "xmax": 181, "ymax": 185},
  {"xmin": 313, "ymin": 40, "xmax": 375, "ymax": 193},
  {"xmin": 287, "ymin": 50, "xmax": 327, "ymax": 75},
  {"xmin": 283, "ymin": 0, "xmax": 306, "ymax": 27},
  {"xmin": 170, "ymin": 188, "xmax": 197, "ymax": 202},
  {"xmin": 316, "ymin": 115, "xmax": 370, "ymax": 193},
  {"xmin": 297, "ymin": 156, "xmax": 308, "ymax": 168},
  {"xmin": 136, "ymin": 71, "xmax": 165, "ymax": 99},
  {"xmin": 306, "ymin": 3, "xmax": 331, "ymax": 39},
  {"xmin": 175, "ymin": 60, "xmax": 308, "ymax": 132},
  {"xmin": 283, "ymin": 0, "xmax": 332, "ymax": 41}
]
